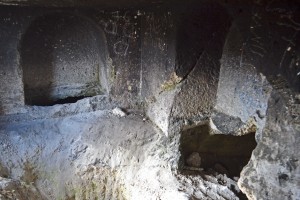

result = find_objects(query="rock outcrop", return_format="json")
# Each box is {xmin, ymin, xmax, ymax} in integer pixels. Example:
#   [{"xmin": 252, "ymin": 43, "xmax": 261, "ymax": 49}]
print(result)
[{"xmin": 0, "ymin": 1, "xmax": 299, "ymax": 199}]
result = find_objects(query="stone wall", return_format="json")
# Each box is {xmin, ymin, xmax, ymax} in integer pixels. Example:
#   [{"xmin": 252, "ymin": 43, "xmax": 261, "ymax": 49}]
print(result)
[
  {"xmin": 21, "ymin": 13, "xmax": 108, "ymax": 105},
  {"xmin": 0, "ymin": 7, "xmax": 143, "ymax": 113},
  {"xmin": 0, "ymin": 1, "xmax": 299, "ymax": 200}
]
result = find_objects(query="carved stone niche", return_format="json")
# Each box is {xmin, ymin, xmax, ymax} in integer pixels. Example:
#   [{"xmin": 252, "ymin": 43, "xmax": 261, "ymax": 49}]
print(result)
[{"xmin": 21, "ymin": 13, "xmax": 108, "ymax": 106}]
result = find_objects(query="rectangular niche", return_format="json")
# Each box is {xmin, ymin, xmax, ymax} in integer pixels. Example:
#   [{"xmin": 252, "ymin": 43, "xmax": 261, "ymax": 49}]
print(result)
[
  {"xmin": 180, "ymin": 124, "xmax": 257, "ymax": 178},
  {"xmin": 21, "ymin": 13, "xmax": 108, "ymax": 106}
]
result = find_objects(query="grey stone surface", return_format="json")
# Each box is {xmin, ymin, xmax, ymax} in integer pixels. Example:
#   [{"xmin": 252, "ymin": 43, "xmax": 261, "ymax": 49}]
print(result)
[
  {"xmin": 0, "ymin": 7, "xmax": 142, "ymax": 114},
  {"xmin": 0, "ymin": 104, "xmax": 243, "ymax": 199},
  {"xmin": 172, "ymin": 52, "xmax": 220, "ymax": 119},
  {"xmin": 239, "ymin": 90, "xmax": 300, "ymax": 200},
  {"xmin": 140, "ymin": 12, "xmax": 176, "ymax": 99},
  {"xmin": 21, "ymin": 13, "xmax": 108, "ymax": 105},
  {"xmin": 0, "ymin": 8, "xmax": 26, "ymax": 114},
  {"xmin": 186, "ymin": 152, "xmax": 201, "ymax": 168},
  {"xmin": 147, "ymin": 88, "xmax": 179, "ymax": 136},
  {"xmin": 212, "ymin": 23, "xmax": 272, "ymax": 137},
  {"xmin": 0, "ymin": 177, "xmax": 44, "ymax": 200},
  {"xmin": 0, "ymin": 1, "xmax": 299, "ymax": 200}
]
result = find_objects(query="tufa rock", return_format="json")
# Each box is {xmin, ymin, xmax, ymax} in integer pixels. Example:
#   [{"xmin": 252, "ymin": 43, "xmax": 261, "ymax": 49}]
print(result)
[
  {"xmin": 112, "ymin": 107, "xmax": 126, "ymax": 117},
  {"xmin": 186, "ymin": 152, "xmax": 201, "ymax": 168}
]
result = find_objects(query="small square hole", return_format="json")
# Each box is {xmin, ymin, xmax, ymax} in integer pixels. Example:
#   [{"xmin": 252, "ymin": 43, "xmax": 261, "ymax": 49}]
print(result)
[{"xmin": 179, "ymin": 123, "xmax": 257, "ymax": 178}]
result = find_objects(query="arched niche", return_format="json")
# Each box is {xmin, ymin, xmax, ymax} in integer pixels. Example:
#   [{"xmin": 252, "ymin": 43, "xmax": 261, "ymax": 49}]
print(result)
[{"xmin": 20, "ymin": 13, "xmax": 109, "ymax": 106}]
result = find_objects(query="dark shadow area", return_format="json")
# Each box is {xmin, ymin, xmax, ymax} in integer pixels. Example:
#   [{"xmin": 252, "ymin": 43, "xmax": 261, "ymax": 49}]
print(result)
[
  {"xmin": 180, "ymin": 124, "xmax": 257, "ymax": 178},
  {"xmin": 50, "ymin": 96, "xmax": 88, "ymax": 105},
  {"xmin": 33, "ymin": 96, "xmax": 90, "ymax": 106},
  {"xmin": 175, "ymin": 3, "xmax": 231, "ymax": 78},
  {"xmin": 20, "ymin": 13, "xmax": 107, "ymax": 106}
]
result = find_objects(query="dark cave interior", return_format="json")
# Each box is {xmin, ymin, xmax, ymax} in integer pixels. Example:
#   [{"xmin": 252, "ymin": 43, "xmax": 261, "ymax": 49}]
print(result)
[{"xmin": 180, "ymin": 124, "xmax": 257, "ymax": 178}]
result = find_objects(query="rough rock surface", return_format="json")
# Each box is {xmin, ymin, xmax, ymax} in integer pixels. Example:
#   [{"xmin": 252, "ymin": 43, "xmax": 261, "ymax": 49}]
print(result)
[
  {"xmin": 0, "ymin": 1, "xmax": 299, "ymax": 200},
  {"xmin": 186, "ymin": 152, "xmax": 201, "ymax": 168},
  {"xmin": 238, "ymin": 89, "xmax": 300, "ymax": 200},
  {"xmin": 0, "ymin": 99, "xmax": 244, "ymax": 199},
  {"xmin": 0, "ymin": 177, "xmax": 44, "ymax": 200}
]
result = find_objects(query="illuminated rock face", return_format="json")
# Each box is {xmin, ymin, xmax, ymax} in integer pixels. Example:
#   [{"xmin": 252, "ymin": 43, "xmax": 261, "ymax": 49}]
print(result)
[{"xmin": 0, "ymin": 1, "xmax": 299, "ymax": 200}]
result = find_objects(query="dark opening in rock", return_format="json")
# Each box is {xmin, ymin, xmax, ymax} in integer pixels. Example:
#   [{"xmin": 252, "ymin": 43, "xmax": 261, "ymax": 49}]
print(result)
[
  {"xmin": 20, "ymin": 13, "xmax": 108, "ymax": 106},
  {"xmin": 38, "ymin": 96, "xmax": 90, "ymax": 106},
  {"xmin": 180, "ymin": 124, "xmax": 257, "ymax": 178}
]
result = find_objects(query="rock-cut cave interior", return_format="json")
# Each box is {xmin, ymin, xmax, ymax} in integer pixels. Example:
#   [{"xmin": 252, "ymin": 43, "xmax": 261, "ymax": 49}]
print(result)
[{"xmin": 0, "ymin": 0, "xmax": 299, "ymax": 200}]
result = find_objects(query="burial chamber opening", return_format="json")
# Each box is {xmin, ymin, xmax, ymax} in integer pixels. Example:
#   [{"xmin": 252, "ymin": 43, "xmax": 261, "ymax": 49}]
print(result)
[
  {"xmin": 20, "ymin": 13, "xmax": 108, "ymax": 106},
  {"xmin": 180, "ymin": 123, "xmax": 257, "ymax": 178}
]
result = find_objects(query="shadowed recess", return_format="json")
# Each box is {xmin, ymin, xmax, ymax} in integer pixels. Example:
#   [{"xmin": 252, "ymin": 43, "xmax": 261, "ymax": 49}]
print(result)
[
  {"xmin": 180, "ymin": 124, "xmax": 257, "ymax": 178},
  {"xmin": 20, "ymin": 13, "xmax": 108, "ymax": 106}
]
